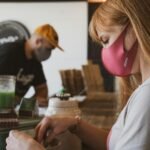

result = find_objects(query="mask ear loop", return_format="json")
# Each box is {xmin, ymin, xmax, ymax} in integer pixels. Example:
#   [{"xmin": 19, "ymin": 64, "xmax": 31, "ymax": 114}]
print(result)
[
  {"xmin": 122, "ymin": 23, "xmax": 131, "ymax": 52},
  {"xmin": 124, "ymin": 35, "xmax": 138, "ymax": 68},
  {"xmin": 120, "ymin": 23, "xmax": 138, "ymax": 68},
  {"xmin": 124, "ymin": 40, "xmax": 138, "ymax": 68},
  {"xmin": 123, "ymin": 21, "xmax": 138, "ymax": 52}
]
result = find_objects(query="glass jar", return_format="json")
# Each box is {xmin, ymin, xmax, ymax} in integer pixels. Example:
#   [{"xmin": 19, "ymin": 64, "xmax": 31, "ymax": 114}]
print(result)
[{"xmin": 0, "ymin": 75, "xmax": 16, "ymax": 112}]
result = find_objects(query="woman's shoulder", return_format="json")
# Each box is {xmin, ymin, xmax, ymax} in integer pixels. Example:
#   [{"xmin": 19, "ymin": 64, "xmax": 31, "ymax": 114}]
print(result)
[
  {"xmin": 137, "ymin": 78, "xmax": 150, "ymax": 98},
  {"xmin": 126, "ymin": 81, "xmax": 150, "ymax": 117}
]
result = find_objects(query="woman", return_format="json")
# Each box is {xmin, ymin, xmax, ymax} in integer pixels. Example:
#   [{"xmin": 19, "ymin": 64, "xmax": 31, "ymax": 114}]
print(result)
[{"xmin": 6, "ymin": 0, "xmax": 150, "ymax": 149}]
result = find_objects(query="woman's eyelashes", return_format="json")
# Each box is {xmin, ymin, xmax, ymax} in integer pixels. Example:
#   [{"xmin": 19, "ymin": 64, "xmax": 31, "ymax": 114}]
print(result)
[
  {"xmin": 102, "ymin": 39, "xmax": 109, "ymax": 44},
  {"xmin": 100, "ymin": 35, "xmax": 109, "ymax": 46},
  {"xmin": 100, "ymin": 39, "xmax": 109, "ymax": 47}
]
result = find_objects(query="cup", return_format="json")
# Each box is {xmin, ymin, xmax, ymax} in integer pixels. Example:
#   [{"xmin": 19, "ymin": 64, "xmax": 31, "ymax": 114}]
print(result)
[
  {"xmin": 45, "ymin": 98, "xmax": 81, "ymax": 117},
  {"xmin": 0, "ymin": 75, "xmax": 16, "ymax": 112},
  {"xmin": 45, "ymin": 97, "xmax": 82, "ymax": 150}
]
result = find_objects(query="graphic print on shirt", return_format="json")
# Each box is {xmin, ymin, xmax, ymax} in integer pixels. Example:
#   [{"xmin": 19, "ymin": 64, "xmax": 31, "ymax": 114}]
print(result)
[{"xmin": 16, "ymin": 68, "xmax": 34, "ymax": 86}]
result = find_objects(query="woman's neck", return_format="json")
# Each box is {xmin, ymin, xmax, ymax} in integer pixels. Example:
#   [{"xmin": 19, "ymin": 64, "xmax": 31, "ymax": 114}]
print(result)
[{"xmin": 140, "ymin": 56, "xmax": 150, "ymax": 83}]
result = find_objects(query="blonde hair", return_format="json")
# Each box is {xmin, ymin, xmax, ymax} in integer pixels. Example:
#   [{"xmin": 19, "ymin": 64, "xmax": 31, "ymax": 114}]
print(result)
[{"xmin": 89, "ymin": 0, "xmax": 150, "ymax": 109}]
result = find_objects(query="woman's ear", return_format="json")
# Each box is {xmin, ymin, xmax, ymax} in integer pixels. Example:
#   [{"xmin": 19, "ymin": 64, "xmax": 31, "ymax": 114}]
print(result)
[{"xmin": 124, "ymin": 25, "xmax": 137, "ymax": 51}]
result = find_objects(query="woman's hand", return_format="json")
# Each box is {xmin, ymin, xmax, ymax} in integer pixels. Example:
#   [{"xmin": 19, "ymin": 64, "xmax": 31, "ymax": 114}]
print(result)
[
  {"xmin": 35, "ymin": 117, "xmax": 77, "ymax": 144},
  {"xmin": 6, "ymin": 130, "xmax": 45, "ymax": 150}
]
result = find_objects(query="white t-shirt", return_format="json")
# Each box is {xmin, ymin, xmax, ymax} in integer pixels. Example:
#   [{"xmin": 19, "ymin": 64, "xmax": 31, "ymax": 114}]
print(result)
[{"xmin": 108, "ymin": 77, "xmax": 150, "ymax": 150}]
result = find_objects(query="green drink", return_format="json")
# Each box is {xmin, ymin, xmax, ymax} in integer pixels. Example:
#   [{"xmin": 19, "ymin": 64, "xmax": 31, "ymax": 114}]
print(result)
[
  {"xmin": 0, "ymin": 92, "xmax": 15, "ymax": 109},
  {"xmin": 0, "ymin": 75, "xmax": 16, "ymax": 111}
]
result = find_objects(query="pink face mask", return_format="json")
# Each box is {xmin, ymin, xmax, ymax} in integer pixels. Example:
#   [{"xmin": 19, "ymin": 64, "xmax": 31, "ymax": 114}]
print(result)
[{"xmin": 101, "ymin": 26, "xmax": 138, "ymax": 77}]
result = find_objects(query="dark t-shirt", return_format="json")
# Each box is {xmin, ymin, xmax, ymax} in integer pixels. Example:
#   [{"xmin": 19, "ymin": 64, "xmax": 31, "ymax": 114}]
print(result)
[{"xmin": 0, "ymin": 39, "xmax": 46, "ymax": 97}]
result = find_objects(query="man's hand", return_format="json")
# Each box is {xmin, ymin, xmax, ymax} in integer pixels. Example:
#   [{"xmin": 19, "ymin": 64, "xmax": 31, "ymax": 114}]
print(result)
[{"xmin": 6, "ymin": 130, "xmax": 45, "ymax": 150}]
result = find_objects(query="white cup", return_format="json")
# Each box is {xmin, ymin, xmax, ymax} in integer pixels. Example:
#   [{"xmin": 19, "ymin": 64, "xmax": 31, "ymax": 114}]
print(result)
[{"xmin": 44, "ymin": 97, "xmax": 82, "ymax": 150}]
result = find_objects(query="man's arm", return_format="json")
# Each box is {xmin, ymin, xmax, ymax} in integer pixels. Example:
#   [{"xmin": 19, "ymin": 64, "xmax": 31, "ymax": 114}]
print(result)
[{"xmin": 34, "ymin": 83, "xmax": 48, "ymax": 107}]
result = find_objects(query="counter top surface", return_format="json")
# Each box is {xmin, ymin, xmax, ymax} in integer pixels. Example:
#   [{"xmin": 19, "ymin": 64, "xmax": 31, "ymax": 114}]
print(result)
[{"xmin": 0, "ymin": 117, "xmax": 41, "ymax": 134}]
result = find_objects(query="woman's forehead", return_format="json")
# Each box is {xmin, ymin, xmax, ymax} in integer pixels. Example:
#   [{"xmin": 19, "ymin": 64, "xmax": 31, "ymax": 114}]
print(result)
[{"xmin": 96, "ymin": 24, "xmax": 124, "ymax": 33}]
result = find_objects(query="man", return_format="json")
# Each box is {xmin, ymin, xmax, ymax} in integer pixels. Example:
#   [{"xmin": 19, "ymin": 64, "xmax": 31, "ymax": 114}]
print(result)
[{"xmin": 0, "ymin": 24, "xmax": 63, "ymax": 107}]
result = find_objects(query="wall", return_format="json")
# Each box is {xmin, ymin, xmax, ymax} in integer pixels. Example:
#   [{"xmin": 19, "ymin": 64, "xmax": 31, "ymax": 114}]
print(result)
[
  {"xmin": 0, "ymin": 2, "xmax": 88, "ymax": 96},
  {"xmin": 88, "ymin": 3, "xmax": 115, "ymax": 92}
]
